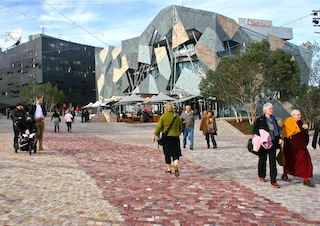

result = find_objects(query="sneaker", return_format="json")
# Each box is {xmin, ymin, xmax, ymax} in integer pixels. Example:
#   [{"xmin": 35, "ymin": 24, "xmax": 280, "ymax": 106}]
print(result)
[
  {"xmin": 303, "ymin": 180, "xmax": 315, "ymax": 187},
  {"xmin": 183, "ymin": 145, "xmax": 186, "ymax": 148},
  {"xmin": 190, "ymin": 147, "xmax": 194, "ymax": 150},
  {"xmin": 165, "ymin": 170, "xmax": 172, "ymax": 174},
  {"xmin": 271, "ymin": 182, "xmax": 280, "ymax": 188},
  {"xmin": 259, "ymin": 177, "xmax": 266, "ymax": 182},
  {"xmin": 174, "ymin": 166, "xmax": 179, "ymax": 177}
]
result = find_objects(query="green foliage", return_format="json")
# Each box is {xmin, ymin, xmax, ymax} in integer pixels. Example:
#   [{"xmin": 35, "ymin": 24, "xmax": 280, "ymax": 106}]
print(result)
[
  {"xmin": 19, "ymin": 79, "xmax": 64, "ymax": 111},
  {"xmin": 245, "ymin": 124, "xmax": 254, "ymax": 133},
  {"xmin": 266, "ymin": 49, "xmax": 301, "ymax": 100},
  {"xmin": 19, "ymin": 79, "xmax": 39, "ymax": 106},
  {"xmin": 294, "ymin": 85, "xmax": 320, "ymax": 126},
  {"xmin": 199, "ymin": 40, "xmax": 301, "ymax": 124}
]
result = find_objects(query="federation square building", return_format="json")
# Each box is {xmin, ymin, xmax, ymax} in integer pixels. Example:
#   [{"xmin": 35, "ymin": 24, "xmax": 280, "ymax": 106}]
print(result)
[{"xmin": 0, "ymin": 5, "xmax": 312, "ymax": 111}]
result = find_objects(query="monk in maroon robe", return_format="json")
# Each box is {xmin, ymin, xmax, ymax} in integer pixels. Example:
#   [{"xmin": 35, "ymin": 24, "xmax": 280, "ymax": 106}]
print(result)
[{"xmin": 282, "ymin": 110, "xmax": 314, "ymax": 187}]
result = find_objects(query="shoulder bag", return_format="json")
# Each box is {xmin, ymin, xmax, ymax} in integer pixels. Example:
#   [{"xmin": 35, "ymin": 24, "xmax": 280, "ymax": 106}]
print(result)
[{"xmin": 158, "ymin": 114, "xmax": 177, "ymax": 146}]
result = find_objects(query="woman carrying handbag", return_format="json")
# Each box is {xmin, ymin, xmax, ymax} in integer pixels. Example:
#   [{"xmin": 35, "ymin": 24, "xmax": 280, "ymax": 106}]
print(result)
[{"xmin": 152, "ymin": 103, "xmax": 183, "ymax": 177}]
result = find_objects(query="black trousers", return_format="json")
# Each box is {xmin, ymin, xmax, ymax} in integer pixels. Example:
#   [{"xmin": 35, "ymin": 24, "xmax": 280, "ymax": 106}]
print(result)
[
  {"xmin": 66, "ymin": 122, "xmax": 72, "ymax": 132},
  {"xmin": 258, "ymin": 140, "xmax": 278, "ymax": 183},
  {"xmin": 165, "ymin": 156, "xmax": 179, "ymax": 164},
  {"xmin": 206, "ymin": 133, "xmax": 217, "ymax": 147},
  {"xmin": 13, "ymin": 124, "xmax": 20, "ymax": 146}
]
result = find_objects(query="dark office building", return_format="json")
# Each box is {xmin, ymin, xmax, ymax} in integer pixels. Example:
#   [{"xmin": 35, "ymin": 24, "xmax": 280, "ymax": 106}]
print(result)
[{"xmin": 0, "ymin": 34, "xmax": 96, "ymax": 109}]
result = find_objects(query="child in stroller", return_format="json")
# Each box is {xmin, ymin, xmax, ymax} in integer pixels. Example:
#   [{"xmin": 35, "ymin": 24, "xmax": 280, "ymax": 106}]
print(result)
[{"xmin": 16, "ymin": 118, "xmax": 37, "ymax": 155}]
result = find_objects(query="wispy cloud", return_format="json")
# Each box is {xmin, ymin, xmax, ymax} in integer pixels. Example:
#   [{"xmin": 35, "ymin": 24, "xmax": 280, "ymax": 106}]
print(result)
[{"xmin": 0, "ymin": 0, "xmax": 319, "ymax": 49}]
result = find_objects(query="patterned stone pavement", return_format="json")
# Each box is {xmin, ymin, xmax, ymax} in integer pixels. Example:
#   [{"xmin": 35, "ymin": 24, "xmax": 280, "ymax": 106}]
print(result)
[{"xmin": 0, "ymin": 116, "xmax": 319, "ymax": 225}]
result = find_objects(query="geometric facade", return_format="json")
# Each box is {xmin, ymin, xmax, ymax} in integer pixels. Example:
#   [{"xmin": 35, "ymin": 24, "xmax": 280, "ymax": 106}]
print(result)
[{"xmin": 95, "ymin": 5, "xmax": 312, "ymax": 101}]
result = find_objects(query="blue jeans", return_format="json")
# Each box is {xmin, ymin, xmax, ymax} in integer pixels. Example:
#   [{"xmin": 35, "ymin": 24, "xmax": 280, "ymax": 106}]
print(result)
[{"xmin": 183, "ymin": 127, "xmax": 194, "ymax": 148}]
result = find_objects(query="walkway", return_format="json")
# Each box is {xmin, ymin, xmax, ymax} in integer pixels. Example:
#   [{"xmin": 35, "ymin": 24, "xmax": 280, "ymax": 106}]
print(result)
[{"xmin": 0, "ymin": 117, "xmax": 319, "ymax": 225}]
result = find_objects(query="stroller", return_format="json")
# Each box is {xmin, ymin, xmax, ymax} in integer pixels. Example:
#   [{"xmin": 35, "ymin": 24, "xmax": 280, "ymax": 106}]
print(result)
[{"xmin": 15, "ymin": 118, "xmax": 37, "ymax": 155}]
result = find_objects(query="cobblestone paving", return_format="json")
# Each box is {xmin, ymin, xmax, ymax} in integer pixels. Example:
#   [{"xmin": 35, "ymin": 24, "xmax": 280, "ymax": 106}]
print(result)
[{"xmin": 0, "ymin": 117, "xmax": 319, "ymax": 225}]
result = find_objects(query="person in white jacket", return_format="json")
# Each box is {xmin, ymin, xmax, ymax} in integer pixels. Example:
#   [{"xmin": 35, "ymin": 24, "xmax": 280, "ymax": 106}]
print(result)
[{"xmin": 64, "ymin": 109, "xmax": 73, "ymax": 132}]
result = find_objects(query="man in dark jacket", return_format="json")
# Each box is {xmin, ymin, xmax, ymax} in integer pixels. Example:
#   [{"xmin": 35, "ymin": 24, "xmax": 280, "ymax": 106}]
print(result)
[
  {"xmin": 29, "ymin": 96, "xmax": 47, "ymax": 150},
  {"xmin": 312, "ymin": 116, "xmax": 320, "ymax": 149}
]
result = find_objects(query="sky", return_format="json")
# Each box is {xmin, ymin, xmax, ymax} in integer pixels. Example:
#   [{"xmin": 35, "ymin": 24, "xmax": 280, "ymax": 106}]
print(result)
[{"xmin": 0, "ymin": 0, "xmax": 319, "ymax": 49}]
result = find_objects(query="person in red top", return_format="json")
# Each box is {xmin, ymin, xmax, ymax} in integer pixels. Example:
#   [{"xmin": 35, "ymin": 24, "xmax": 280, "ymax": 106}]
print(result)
[
  {"xmin": 281, "ymin": 109, "xmax": 314, "ymax": 187},
  {"xmin": 75, "ymin": 107, "xmax": 80, "ymax": 117}
]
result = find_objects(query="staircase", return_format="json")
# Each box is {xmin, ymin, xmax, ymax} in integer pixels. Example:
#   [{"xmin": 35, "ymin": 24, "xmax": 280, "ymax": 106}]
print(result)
[
  {"xmin": 89, "ymin": 113, "xmax": 107, "ymax": 122},
  {"xmin": 89, "ymin": 112, "xmax": 118, "ymax": 123}
]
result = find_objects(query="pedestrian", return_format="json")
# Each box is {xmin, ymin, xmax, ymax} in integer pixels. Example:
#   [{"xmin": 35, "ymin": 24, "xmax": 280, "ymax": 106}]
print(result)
[
  {"xmin": 84, "ymin": 109, "xmax": 90, "ymax": 122},
  {"xmin": 11, "ymin": 103, "xmax": 27, "ymax": 151},
  {"xmin": 200, "ymin": 110, "xmax": 217, "ymax": 148},
  {"xmin": 281, "ymin": 109, "xmax": 314, "ymax": 187},
  {"xmin": 152, "ymin": 103, "xmax": 183, "ymax": 177},
  {"xmin": 201, "ymin": 110, "xmax": 207, "ymax": 119},
  {"xmin": 6, "ymin": 107, "xmax": 11, "ymax": 120},
  {"xmin": 181, "ymin": 105, "xmax": 195, "ymax": 150},
  {"xmin": 51, "ymin": 109, "xmax": 61, "ymax": 132},
  {"xmin": 253, "ymin": 103, "xmax": 282, "ymax": 188},
  {"xmin": 75, "ymin": 106, "xmax": 80, "ymax": 117},
  {"xmin": 312, "ymin": 116, "xmax": 320, "ymax": 150},
  {"xmin": 70, "ymin": 107, "xmax": 75, "ymax": 122},
  {"xmin": 29, "ymin": 96, "xmax": 47, "ymax": 150},
  {"xmin": 64, "ymin": 109, "xmax": 73, "ymax": 132}
]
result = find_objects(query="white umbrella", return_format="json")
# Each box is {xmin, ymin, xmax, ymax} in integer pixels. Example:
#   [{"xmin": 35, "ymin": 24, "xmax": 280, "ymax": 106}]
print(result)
[
  {"xmin": 82, "ymin": 102, "xmax": 93, "ymax": 109},
  {"xmin": 143, "ymin": 95, "xmax": 156, "ymax": 104},
  {"xmin": 92, "ymin": 101, "xmax": 107, "ymax": 107},
  {"xmin": 118, "ymin": 93, "xmax": 145, "ymax": 105},
  {"xmin": 148, "ymin": 92, "xmax": 176, "ymax": 103}
]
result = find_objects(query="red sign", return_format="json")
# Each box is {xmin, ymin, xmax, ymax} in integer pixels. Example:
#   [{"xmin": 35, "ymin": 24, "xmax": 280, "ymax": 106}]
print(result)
[{"xmin": 246, "ymin": 19, "xmax": 272, "ymax": 27}]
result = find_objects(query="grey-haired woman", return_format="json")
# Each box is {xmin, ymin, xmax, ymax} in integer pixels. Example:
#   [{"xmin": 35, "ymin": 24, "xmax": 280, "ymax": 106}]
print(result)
[{"xmin": 253, "ymin": 103, "xmax": 282, "ymax": 188}]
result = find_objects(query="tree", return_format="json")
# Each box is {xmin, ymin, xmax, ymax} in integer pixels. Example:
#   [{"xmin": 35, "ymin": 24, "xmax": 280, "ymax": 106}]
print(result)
[
  {"xmin": 19, "ymin": 79, "xmax": 39, "ymax": 106},
  {"xmin": 294, "ymin": 85, "xmax": 320, "ymax": 127},
  {"xmin": 19, "ymin": 79, "xmax": 64, "ymax": 111},
  {"xmin": 294, "ymin": 41, "xmax": 320, "ymax": 127},
  {"xmin": 199, "ymin": 55, "xmax": 261, "ymax": 123},
  {"xmin": 263, "ymin": 49, "xmax": 300, "ymax": 101},
  {"xmin": 199, "ymin": 40, "xmax": 301, "ymax": 124}
]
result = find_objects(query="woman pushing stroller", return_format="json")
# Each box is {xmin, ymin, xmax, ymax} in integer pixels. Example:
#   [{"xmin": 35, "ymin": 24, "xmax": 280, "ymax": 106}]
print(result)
[{"xmin": 11, "ymin": 103, "xmax": 27, "ymax": 151}]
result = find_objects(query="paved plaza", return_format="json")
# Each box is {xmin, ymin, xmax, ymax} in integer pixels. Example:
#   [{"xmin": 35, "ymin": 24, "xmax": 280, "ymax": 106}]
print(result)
[{"xmin": 0, "ymin": 116, "xmax": 320, "ymax": 225}]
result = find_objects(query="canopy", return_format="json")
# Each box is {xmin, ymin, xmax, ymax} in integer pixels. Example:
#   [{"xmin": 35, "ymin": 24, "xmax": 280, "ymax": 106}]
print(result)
[
  {"xmin": 143, "ymin": 95, "xmax": 156, "ymax": 104},
  {"xmin": 170, "ymin": 95, "xmax": 199, "ymax": 103},
  {"xmin": 117, "ymin": 93, "xmax": 145, "ymax": 105},
  {"xmin": 92, "ymin": 101, "xmax": 107, "ymax": 107},
  {"xmin": 145, "ymin": 92, "xmax": 176, "ymax": 103},
  {"xmin": 82, "ymin": 102, "xmax": 93, "ymax": 108}
]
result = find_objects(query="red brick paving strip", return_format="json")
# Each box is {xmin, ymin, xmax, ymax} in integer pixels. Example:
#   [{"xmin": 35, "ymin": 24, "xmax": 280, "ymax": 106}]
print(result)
[{"xmin": 46, "ymin": 133, "xmax": 320, "ymax": 225}]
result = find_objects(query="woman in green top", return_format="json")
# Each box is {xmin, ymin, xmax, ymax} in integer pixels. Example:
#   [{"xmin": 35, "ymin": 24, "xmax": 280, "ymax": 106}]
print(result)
[{"xmin": 152, "ymin": 103, "xmax": 183, "ymax": 177}]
